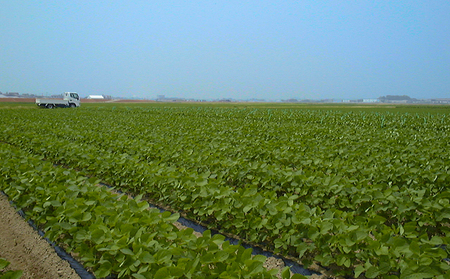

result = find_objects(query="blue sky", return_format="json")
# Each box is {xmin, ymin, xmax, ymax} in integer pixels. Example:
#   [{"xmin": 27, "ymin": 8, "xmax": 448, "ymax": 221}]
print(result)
[{"xmin": 1, "ymin": 1, "xmax": 449, "ymax": 100}]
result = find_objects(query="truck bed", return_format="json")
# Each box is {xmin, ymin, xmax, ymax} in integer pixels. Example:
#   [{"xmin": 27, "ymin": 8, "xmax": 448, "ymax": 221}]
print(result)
[{"xmin": 35, "ymin": 98, "xmax": 69, "ymax": 105}]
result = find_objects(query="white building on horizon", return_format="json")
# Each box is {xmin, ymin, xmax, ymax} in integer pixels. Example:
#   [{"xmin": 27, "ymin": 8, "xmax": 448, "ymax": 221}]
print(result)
[{"xmin": 86, "ymin": 95, "xmax": 105, "ymax": 99}]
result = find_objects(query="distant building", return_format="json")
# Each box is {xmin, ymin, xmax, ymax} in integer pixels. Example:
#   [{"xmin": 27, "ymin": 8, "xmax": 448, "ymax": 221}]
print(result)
[
  {"xmin": 5, "ymin": 92, "xmax": 19, "ymax": 96},
  {"xmin": 283, "ymin": 99, "xmax": 299, "ymax": 103},
  {"xmin": 248, "ymin": 98, "xmax": 266, "ymax": 102},
  {"xmin": 156, "ymin": 95, "xmax": 186, "ymax": 102},
  {"xmin": 378, "ymin": 95, "xmax": 417, "ymax": 103},
  {"xmin": 430, "ymin": 98, "xmax": 450, "ymax": 104},
  {"xmin": 363, "ymin": 99, "xmax": 379, "ymax": 103},
  {"xmin": 87, "ymin": 95, "xmax": 105, "ymax": 99}
]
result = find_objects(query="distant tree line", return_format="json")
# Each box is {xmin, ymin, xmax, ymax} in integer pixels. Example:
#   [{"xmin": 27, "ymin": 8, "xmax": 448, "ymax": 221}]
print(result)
[{"xmin": 378, "ymin": 95, "xmax": 415, "ymax": 101}]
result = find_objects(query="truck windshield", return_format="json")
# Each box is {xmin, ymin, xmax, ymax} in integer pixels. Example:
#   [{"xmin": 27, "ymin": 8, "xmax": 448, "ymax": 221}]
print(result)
[{"xmin": 70, "ymin": 93, "xmax": 79, "ymax": 100}]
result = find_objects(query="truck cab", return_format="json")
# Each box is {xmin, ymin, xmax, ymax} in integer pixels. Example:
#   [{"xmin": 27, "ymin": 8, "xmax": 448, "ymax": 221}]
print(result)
[{"xmin": 65, "ymin": 92, "xmax": 80, "ymax": 106}]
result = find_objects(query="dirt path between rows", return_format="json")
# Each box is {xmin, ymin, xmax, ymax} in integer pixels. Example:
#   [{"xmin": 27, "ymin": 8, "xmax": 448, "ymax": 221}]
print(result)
[{"xmin": 0, "ymin": 194, "xmax": 80, "ymax": 279}]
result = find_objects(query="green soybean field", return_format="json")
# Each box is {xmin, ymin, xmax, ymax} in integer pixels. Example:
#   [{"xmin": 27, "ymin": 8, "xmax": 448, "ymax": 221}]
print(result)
[{"xmin": 1, "ymin": 103, "xmax": 449, "ymax": 278}]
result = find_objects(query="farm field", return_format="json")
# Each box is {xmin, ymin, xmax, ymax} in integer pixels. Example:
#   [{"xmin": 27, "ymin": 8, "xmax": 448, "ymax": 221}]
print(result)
[{"xmin": 1, "ymin": 102, "xmax": 450, "ymax": 278}]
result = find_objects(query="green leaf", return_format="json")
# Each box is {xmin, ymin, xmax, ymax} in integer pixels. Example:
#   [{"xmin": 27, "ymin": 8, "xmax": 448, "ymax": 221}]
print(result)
[
  {"xmin": 0, "ymin": 258, "xmax": 10, "ymax": 270},
  {"xmin": 154, "ymin": 267, "xmax": 170, "ymax": 278},
  {"xmin": 91, "ymin": 229, "xmax": 105, "ymax": 244},
  {"xmin": 402, "ymin": 273, "xmax": 438, "ymax": 279},
  {"xmin": 95, "ymin": 260, "xmax": 112, "ymax": 278},
  {"xmin": 426, "ymin": 236, "xmax": 443, "ymax": 245},
  {"xmin": 245, "ymin": 260, "xmax": 264, "ymax": 274},
  {"xmin": 120, "ymin": 248, "xmax": 134, "ymax": 256},
  {"xmin": 81, "ymin": 212, "xmax": 92, "ymax": 222},
  {"xmin": 281, "ymin": 266, "xmax": 291, "ymax": 279},
  {"xmin": 296, "ymin": 242, "xmax": 309, "ymax": 257},
  {"xmin": 320, "ymin": 221, "xmax": 333, "ymax": 233},
  {"xmin": 419, "ymin": 257, "xmax": 433, "ymax": 266},
  {"xmin": 354, "ymin": 265, "xmax": 365, "ymax": 277},
  {"xmin": 167, "ymin": 266, "xmax": 184, "ymax": 277},
  {"xmin": 240, "ymin": 248, "xmax": 252, "ymax": 262},
  {"xmin": 132, "ymin": 273, "xmax": 147, "ymax": 279},
  {"xmin": 365, "ymin": 266, "xmax": 379, "ymax": 278},
  {"xmin": 140, "ymin": 252, "xmax": 155, "ymax": 263},
  {"xmin": 243, "ymin": 204, "xmax": 253, "ymax": 213},
  {"xmin": 368, "ymin": 215, "xmax": 386, "ymax": 227},
  {"xmin": 215, "ymin": 250, "xmax": 229, "ymax": 262},
  {"xmin": 164, "ymin": 212, "xmax": 180, "ymax": 223},
  {"xmin": 274, "ymin": 239, "xmax": 286, "ymax": 249},
  {"xmin": 201, "ymin": 252, "xmax": 215, "ymax": 264},
  {"xmin": 1, "ymin": 270, "xmax": 24, "ymax": 279}
]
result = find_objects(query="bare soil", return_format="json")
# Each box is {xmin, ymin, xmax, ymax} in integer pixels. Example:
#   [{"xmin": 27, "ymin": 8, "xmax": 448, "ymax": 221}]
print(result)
[
  {"xmin": 0, "ymin": 98, "xmax": 36, "ymax": 103},
  {"xmin": 0, "ymin": 194, "xmax": 80, "ymax": 279}
]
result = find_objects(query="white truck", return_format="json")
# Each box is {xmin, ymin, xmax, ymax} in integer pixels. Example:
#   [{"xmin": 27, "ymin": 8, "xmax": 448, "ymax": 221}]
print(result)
[{"xmin": 36, "ymin": 92, "xmax": 81, "ymax": 109}]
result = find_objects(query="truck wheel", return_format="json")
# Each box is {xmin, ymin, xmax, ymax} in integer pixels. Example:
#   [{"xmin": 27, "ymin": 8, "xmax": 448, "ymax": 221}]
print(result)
[
  {"xmin": 46, "ymin": 104, "xmax": 54, "ymax": 109},
  {"xmin": 69, "ymin": 103, "xmax": 76, "ymax": 108}
]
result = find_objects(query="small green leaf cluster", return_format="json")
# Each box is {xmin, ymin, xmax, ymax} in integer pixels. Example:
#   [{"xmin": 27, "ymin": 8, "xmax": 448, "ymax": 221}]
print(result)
[
  {"xmin": 0, "ymin": 258, "xmax": 23, "ymax": 279},
  {"xmin": 0, "ymin": 144, "xmax": 285, "ymax": 278}
]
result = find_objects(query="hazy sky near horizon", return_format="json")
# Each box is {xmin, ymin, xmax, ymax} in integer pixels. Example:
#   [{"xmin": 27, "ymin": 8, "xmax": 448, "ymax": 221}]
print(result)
[{"xmin": 1, "ymin": 1, "xmax": 449, "ymax": 100}]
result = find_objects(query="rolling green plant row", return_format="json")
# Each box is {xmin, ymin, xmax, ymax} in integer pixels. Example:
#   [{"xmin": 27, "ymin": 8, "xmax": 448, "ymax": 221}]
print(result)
[
  {"xmin": 1, "ymin": 105, "xmax": 450, "ymax": 278},
  {"xmin": 0, "ymin": 143, "xmax": 292, "ymax": 278}
]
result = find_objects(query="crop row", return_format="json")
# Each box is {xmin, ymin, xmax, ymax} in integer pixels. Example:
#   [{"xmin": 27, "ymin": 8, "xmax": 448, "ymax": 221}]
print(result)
[
  {"xmin": 0, "ymin": 142, "xmax": 298, "ymax": 278},
  {"xmin": 1, "ymin": 106, "xmax": 450, "ymax": 278}
]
